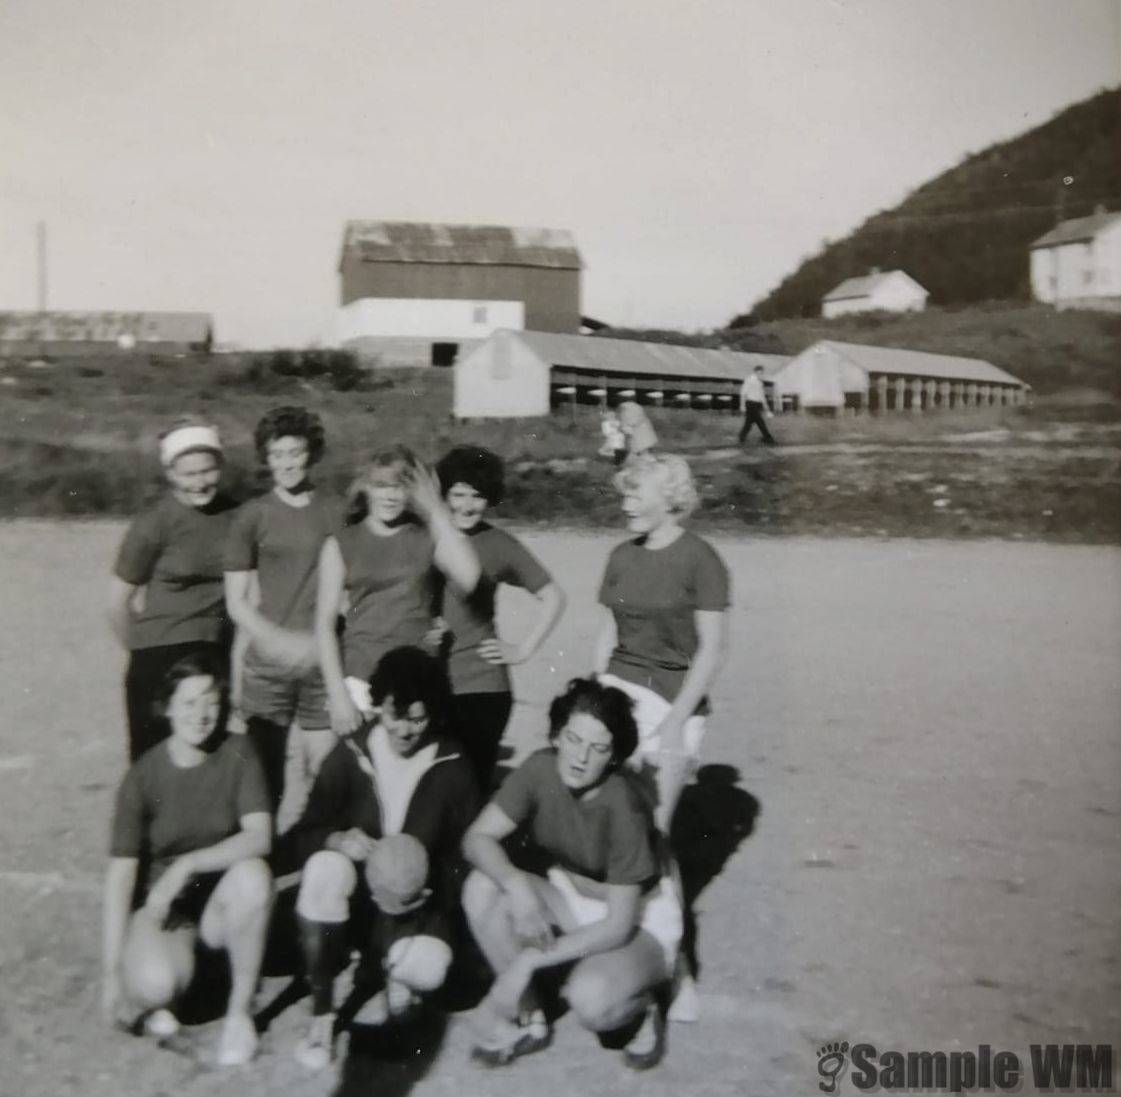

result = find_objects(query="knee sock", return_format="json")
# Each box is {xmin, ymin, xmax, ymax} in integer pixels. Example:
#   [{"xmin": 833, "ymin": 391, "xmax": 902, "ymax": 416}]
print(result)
[{"xmin": 298, "ymin": 915, "xmax": 348, "ymax": 1016}]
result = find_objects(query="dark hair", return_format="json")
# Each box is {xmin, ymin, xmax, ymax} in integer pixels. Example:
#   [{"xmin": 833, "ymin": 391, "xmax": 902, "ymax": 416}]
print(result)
[
  {"xmin": 547, "ymin": 678, "xmax": 639, "ymax": 763},
  {"xmin": 369, "ymin": 646, "xmax": 452, "ymax": 733},
  {"xmin": 435, "ymin": 445, "xmax": 505, "ymax": 506},
  {"xmin": 254, "ymin": 406, "xmax": 326, "ymax": 466},
  {"xmin": 153, "ymin": 651, "xmax": 228, "ymax": 716},
  {"xmin": 345, "ymin": 444, "xmax": 421, "ymax": 525}
]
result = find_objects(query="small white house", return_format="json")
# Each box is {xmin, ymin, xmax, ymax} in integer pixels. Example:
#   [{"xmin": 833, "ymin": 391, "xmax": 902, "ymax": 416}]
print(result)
[
  {"xmin": 1029, "ymin": 209, "xmax": 1121, "ymax": 311},
  {"xmin": 821, "ymin": 269, "xmax": 928, "ymax": 318}
]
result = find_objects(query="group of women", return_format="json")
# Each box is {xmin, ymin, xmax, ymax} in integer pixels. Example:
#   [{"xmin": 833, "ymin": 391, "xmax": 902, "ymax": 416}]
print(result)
[{"xmin": 101, "ymin": 406, "xmax": 730, "ymax": 1073}]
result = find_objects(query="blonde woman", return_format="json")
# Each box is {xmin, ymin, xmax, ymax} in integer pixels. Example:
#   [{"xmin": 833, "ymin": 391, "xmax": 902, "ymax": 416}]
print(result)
[
  {"xmin": 593, "ymin": 453, "xmax": 730, "ymax": 834},
  {"xmin": 315, "ymin": 445, "xmax": 480, "ymax": 736}
]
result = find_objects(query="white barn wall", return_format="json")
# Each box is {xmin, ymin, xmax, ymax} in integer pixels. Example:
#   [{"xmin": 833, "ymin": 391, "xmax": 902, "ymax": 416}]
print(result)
[
  {"xmin": 1031, "ymin": 220, "xmax": 1121, "ymax": 306},
  {"xmin": 823, "ymin": 273, "xmax": 928, "ymax": 318},
  {"xmin": 337, "ymin": 298, "xmax": 524, "ymax": 342},
  {"xmin": 454, "ymin": 330, "xmax": 550, "ymax": 418}
]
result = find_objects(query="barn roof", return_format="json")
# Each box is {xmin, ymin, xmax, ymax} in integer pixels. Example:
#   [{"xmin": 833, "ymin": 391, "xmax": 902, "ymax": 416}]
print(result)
[
  {"xmin": 804, "ymin": 340, "xmax": 1025, "ymax": 386},
  {"xmin": 1030, "ymin": 210, "xmax": 1121, "ymax": 249},
  {"xmin": 340, "ymin": 222, "xmax": 582, "ymax": 270},
  {"xmin": 822, "ymin": 270, "xmax": 925, "ymax": 302},
  {"xmin": 513, "ymin": 330, "xmax": 788, "ymax": 382},
  {"xmin": 0, "ymin": 310, "xmax": 212, "ymax": 345}
]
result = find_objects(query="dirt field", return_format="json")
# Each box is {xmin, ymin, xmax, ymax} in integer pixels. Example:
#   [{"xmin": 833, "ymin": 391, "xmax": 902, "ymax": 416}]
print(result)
[{"xmin": 1, "ymin": 521, "xmax": 1119, "ymax": 1097}]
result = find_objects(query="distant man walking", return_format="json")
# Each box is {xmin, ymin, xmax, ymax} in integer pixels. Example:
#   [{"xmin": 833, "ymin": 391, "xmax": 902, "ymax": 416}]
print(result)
[{"xmin": 738, "ymin": 366, "xmax": 776, "ymax": 446}]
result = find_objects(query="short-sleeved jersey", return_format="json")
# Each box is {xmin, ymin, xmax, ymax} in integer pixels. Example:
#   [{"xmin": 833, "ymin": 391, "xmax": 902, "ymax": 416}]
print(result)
[
  {"xmin": 494, "ymin": 749, "xmax": 658, "ymax": 887},
  {"xmin": 336, "ymin": 519, "xmax": 435, "ymax": 680},
  {"xmin": 114, "ymin": 494, "xmax": 238, "ymax": 651},
  {"xmin": 598, "ymin": 529, "xmax": 730, "ymax": 712},
  {"xmin": 110, "ymin": 735, "xmax": 270, "ymax": 889},
  {"xmin": 438, "ymin": 522, "xmax": 552, "ymax": 695},
  {"xmin": 223, "ymin": 490, "xmax": 343, "ymax": 636}
]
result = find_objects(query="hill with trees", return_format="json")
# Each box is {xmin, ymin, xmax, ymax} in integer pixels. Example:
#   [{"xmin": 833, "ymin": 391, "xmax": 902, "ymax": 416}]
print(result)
[{"xmin": 740, "ymin": 87, "xmax": 1121, "ymax": 322}]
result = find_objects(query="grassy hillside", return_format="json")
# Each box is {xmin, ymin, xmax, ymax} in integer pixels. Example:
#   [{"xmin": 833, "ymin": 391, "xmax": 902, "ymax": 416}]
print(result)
[
  {"xmin": 743, "ymin": 88, "xmax": 1121, "ymax": 320},
  {"xmin": 0, "ymin": 346, "xmax": 1118, "ymax": 542},
  {"xmin": 604, "ymin": 301, "xmax": 1121, "ymax": 400}
]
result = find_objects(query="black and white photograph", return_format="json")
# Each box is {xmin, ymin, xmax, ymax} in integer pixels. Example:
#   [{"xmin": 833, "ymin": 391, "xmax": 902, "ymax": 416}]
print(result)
[{"xmin": 1, "ymin": 2, "xmax": 1119, "ymax": 1095}]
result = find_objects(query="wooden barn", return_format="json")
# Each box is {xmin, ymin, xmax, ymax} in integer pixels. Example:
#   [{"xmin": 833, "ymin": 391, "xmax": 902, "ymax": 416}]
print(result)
[
  {"xmin": 771, "ymin": 340, "xmax": 1028, "ymax": 413},
  {"xmin": 0, "ymin": 311, "xmax": 212, "ymax": 357},
  {"xmin": 454, "ymin": 329, "xmax": 788, "ymax": 419},
  {"xmin": 338, "ymin": 222, "xmax": 582, "ymax": 366}
]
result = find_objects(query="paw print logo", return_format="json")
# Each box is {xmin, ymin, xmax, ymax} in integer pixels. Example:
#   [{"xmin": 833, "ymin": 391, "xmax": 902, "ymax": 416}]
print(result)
[{"xmin": 817, "ymin": 1041, "xmax": 850, "ymax": 1093}]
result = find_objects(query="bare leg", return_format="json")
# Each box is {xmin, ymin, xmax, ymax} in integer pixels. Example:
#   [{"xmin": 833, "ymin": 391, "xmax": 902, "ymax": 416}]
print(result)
[
  {"xmin": 121, "ymin": 908, "xmax": 196, "ymax": 1013},
  {"xmin": 563, "ymin": 930, "xmax": 668, "ymax": 1033},
  {"xmin": 200, "ymin": 858, "xmax": 274, "ymax": 1065}
]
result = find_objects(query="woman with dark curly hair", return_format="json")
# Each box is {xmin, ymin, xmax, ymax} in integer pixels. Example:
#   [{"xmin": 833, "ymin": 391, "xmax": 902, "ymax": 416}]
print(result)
[
  {"xmin": 462, "ymin": 677, "xmax": 680, "ymax": 1071},
  {"xmin": 109, "ymin": 418, "xmax": 238, "ymax": 761},
  {"xmin": 224, "ymin": 406, "xmax": 343, "ymax": 820},
  {"xmin": 433, "ymin": 445, "xmax": 565, "ymax": 791}
]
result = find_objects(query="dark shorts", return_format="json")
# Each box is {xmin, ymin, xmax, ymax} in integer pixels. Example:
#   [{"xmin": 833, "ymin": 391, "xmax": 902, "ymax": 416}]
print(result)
[
  {"xmin": 242, "ymin": 658, "xmax": 330, "ymax": 731},
  {"xmin": 163, "ymin": 871, "xmax": 225, "ymax": 932}
]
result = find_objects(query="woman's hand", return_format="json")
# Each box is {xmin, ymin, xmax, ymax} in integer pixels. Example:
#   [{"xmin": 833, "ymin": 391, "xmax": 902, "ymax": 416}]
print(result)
[
  {"xmin": 143, "ymin": 857, "xmax": 193, "ymax": 927},
  {"xmin": 328, "ymin": 828, "xmax": 376, "ymax": 862},
  {"xmin": 422, "ymin": 617, "xmax": 449, "ymax": 653},
  {"xmin": 402, "ymin": 464, "xmax": 443, "ymax": 521},
  {"xmin": 486, "ymin": 947, "xmax": 543, "ymax": 1019},
  {"xmin": 328, "ymin": 688, "xmax": 363, "ymax": 736},
  {"xmin": 477, "ymin": 638, "xmax": 524, "ymax": 666},
  {"xmin": 504, "ymin": 872, "xmax": 554, "ymax": 949}
]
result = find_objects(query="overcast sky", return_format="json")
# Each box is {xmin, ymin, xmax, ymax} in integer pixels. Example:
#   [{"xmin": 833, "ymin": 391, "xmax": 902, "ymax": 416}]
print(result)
[{"xmin": 1, "ymin": 0, "xmax": 1118, "ymax": 346}]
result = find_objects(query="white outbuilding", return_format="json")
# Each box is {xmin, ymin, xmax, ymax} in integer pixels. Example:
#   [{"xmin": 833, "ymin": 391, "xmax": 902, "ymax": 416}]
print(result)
[
  {"xmin": 454, "ymin": 329, "xmax": 787, "ymax": 419},
  {"xmin": 821, "ymin": 269, "xmax": 929, "ymax": 318},
  {"xmin": 770, "ymin": 340, "xmax": 1028, "ymax": 414},
  {"xmin": 1029, "ymin": 208, "xmax": 1121, "ymax": 312}
]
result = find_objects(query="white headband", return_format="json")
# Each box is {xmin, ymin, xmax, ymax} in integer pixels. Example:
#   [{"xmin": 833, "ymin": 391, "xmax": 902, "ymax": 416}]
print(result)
[{"xmin": 160, "ymin": 425, "xmax": 222, "ymax": 467}]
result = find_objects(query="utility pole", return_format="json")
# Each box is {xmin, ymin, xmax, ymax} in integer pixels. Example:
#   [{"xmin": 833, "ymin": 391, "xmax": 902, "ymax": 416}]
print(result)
[{"xmin": 36, "ymin": 221, "xmax": 48, "ymax": 311}]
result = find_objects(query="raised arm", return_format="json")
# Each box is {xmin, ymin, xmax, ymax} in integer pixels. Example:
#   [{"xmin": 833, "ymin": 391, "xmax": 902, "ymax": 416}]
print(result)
[
  {"xmin": 314, "ymin": 536, "xmax": 361, "ymax": 735},
  {"xmin": 407, "ymin": 466, "xmax": 480, "ymax": 594}
]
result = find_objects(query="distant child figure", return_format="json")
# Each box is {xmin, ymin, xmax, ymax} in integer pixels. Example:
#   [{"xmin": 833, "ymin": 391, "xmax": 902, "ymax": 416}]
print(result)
[
  {"xmin": 618, "ymin": 400, "xmax": 657, "ymax": 460},
  {"xmin": 599, "ymin": 410, "xmax": 627, "ymax": 466}
]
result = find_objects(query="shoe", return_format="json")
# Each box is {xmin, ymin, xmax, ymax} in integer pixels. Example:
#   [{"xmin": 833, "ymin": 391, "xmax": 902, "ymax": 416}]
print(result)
[
  {"xmin": 352, "ymin": 990, "xmax": 389, "ymax": 1027},
  {"xmin": 386, "ymin": 979, "xmax": 421, "ymax": 1019},
  {"xmin": 470, "ymin": 1007, "xmax": 551, "ymax": 1067},
  {"xmin": 143, "ymin": 1008, "xmax": 180, "ymax": 1040},
  {"xmin": 216, "ymin": 1011, "xmax": 259, "ymax": 1067},
  {"xmin": 294, "ymin": 1013, "xmax": 335, "ymax": 1071},
  {"xmin": 622, "ymin": 1002, "xmax": 666, "ymax": 1071},
  {"xmin": 668, "ymin": 972, "xmax": 700, "ymax": 1024}
]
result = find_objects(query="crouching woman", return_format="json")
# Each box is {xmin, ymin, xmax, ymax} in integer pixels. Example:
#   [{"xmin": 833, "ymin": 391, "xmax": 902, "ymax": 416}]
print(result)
[
  {"xmin": 462, "ymin": 678, "xmax": 681, "ymax": 1070},
  {"xmin": 101, "ymin": 652, "xmax": 274, "ymax": 1066}
]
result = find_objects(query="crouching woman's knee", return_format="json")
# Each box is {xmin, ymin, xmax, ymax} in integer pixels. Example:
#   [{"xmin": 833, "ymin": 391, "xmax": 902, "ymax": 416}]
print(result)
[
  {"xmin": 462, "ymin": 869, "xmax": 502, "ymax": 929},
  {"xmin": 564, "ymin": 963, "xmax": 628, "ymax": 1033},
  {"xmin": 387, "ymin": 936, "xmax": 452, "ymax": 994},
  {"xmin": 296, "ymin": 850, "xmax": 358, "ymax": 924},
  {"xmin": 222, "ymin": 858, "xmax": 274, "ymax": 917},
  {"xmin": 122, "ymin": 910, "xmax": 195, "ymax": 1009}
]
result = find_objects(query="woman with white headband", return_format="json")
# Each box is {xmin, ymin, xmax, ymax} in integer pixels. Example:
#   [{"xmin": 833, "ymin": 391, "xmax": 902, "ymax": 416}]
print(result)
[{"xmin": 108, "ymin": 418, "xmax": 238, "ymax": 761}]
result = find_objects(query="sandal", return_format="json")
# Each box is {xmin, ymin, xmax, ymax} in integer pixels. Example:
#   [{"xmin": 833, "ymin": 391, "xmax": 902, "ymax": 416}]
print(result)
[{"xmin": 470, "ymin": 1007, "xmax": 551, "ymax": 1066}]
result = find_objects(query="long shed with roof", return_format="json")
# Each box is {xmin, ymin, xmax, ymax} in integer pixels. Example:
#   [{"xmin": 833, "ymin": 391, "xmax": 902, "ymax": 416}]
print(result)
[
  {"xmin": 0, "ymin": 311, "xmax": 212, "ymax": 357},
  {"xmin": 338, "ymin": 222, "xmax": 582, "ymax": 365},
  {"xmin": 771, "ymin": 340, "xmax": 1028, "ymax": 413},
  {"xmin": 454, "ymin": 329, "xmax": 789, "ymax": 418}
]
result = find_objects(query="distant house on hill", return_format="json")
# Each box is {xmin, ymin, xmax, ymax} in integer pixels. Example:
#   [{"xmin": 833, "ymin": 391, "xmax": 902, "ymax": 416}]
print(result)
[
  {"xmin": 337, "ymin": 221, "xmax": 582, "ymax": 366},
  {"xmin": 1029, "ymin": 208, "xmax": 1121, "ymax": 312},
  {"xmin": 821, "ymin": 269, "xmax": 928, "ymax": 318},
  {"xmin": 771, "ymin": 340, "xmax": 1028, "ymax": 414},
  {"xmin": 0, "ymin": 311, "xmax": 212, "ymax": 357}
]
